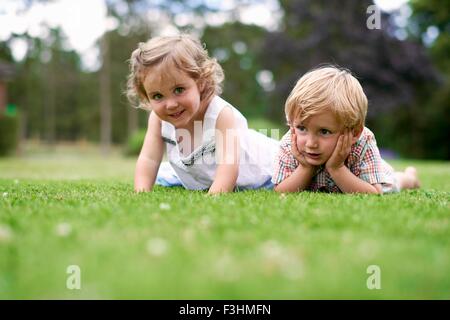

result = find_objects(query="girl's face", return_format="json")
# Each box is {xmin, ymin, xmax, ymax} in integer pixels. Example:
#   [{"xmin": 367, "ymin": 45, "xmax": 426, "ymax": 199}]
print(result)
[
  {"xmin": 143, "ymin": 64, "xmax": 206, "ymax": 129},
  {"xmin": 293, "ymin": 112, "xmax": 344, "ymax": 166}
]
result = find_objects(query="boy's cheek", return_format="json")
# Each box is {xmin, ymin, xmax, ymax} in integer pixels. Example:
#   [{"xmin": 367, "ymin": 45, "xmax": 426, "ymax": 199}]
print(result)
[{"xmin": 295, "ymin": 139, "xmax": 305, "ymax": 152}]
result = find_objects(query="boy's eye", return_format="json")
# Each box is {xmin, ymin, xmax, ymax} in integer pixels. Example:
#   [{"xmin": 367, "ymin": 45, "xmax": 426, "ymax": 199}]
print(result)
[
  {"xmin": 320, "ymin": 129, "xmax": 331, "ymax": 135},
  {"xmin": 174, "ymin": 87, "xmax": 185, "ymax": 94},
  {"xmin": 296, "ymin": 126, "xmax": 306, "ymax": 132},
  {"xmin": 152, "ymin": 93, "xmax": 163, "ymax": 101}
]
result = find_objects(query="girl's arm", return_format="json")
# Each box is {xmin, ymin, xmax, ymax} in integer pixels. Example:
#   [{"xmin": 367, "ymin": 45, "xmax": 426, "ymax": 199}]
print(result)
[
  {"xmin": 134, "ymin": 111, "xmax": 164, "ymax": 192},
  {"xmin": 208, "ymin": 107, "xmax": 239, "ymax": 194},
  {"xmin": 326, "ymin": 129, "xmax": 382, "ymax": 194}
]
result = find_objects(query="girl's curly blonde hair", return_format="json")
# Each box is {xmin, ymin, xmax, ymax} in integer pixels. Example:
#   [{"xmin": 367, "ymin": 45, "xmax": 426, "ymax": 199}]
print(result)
[{"xmin": 126, "ymin": 34, "xmax": 224, "ymax": 110}]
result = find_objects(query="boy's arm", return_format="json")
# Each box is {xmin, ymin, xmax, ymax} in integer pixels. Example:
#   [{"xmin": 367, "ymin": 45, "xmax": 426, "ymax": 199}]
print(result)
[
  {"xmin": 327, "ymin": 166, "xmax": 382, "ymax": 194},
  {"xmin": 274, "ymin": 165, "xmax": 315, "ymax": 193},
  {"xmin": 208, "ymin": 107, "xmax": 239, "ymax": 194},
  {"xmin": 274, "ymin": 128, "xmax": 316, "ymax": 193},
  {"xmin": 326, "ymin": 129, "xmax": 382, "ymax": 194},
  {"xmin": 134, "ymin": 111, "xmax": 164, "ymax": 192}
]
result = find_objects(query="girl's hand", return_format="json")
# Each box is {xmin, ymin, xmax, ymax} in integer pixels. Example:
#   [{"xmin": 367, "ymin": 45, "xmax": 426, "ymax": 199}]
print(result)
[
  {"xmin": 290, "ymin": 127, "xmax": 314, "ymax": 170},
  {"xmin": 326, "ymin": 128, "xmax": 353, "ymax": 171}
]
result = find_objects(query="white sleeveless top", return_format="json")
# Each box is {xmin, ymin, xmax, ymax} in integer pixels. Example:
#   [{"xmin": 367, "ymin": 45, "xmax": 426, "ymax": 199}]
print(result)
[{"xmin": 160, "ymin": 96, "xmax": 279, "ymax": 190}]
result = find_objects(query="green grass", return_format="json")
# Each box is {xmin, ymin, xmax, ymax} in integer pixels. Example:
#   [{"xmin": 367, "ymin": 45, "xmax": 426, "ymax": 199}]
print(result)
[{"xmin": 0, "ymin": 150, "xmax": 449, "ymax": 299}]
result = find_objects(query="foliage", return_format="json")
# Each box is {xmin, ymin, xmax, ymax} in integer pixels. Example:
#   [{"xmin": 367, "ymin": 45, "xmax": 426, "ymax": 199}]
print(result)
[
  {"xmin": 0, "ymin": 114, "xmax": 19, "ymax": 156},
  {"xmin": 260, "ymin": 0, "xmax": 447, "ymax": 159},
  {"xmin": 202, "ymin": 23, "xmax": 272, "ymax": 119},
  {"xmin": 124, "ymin": 128, "xmax": 146, "ymax": 156},
  {"xmin": 410, "ymin": 0, "xmax": 450, "ymax": 73},
  {"xmin": 1, "ymin": 0, "xmax": 448, "ymax": 159}
]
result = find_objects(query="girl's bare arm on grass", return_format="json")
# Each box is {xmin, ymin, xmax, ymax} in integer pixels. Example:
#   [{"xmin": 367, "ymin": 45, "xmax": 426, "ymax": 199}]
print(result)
[
  {"xmin": 209, "ymin": 107, "xmax": 239, "ymax": 194},
  {"xmin": 134, "ymin": 112, "xmax": 164, "ymax": 192}
]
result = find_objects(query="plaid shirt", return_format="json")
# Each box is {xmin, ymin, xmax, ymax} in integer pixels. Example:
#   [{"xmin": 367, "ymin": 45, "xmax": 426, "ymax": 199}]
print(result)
[{"xmin": 272, "ymin": 127, "xmax": 397, "ymax": 193}]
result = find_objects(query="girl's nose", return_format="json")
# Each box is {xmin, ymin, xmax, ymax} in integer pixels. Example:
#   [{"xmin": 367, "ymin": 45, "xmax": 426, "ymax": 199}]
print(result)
[{"xmin": 165, "ymin": 98, "xmax": 178, "ymax": 109}]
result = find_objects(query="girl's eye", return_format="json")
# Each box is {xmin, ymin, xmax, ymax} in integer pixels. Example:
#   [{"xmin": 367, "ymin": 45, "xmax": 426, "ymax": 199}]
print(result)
[
  {"xmin": 296, "ymin": 126, "xmax": 306, "ymax": 132},
  {"xmin": 320, "ymin": 129, "xmax": 331, "ymax": 135},
  {"xmin": 174, "ymin": 87, "xmax": 185, "ymax": 94},
  {"xmin": 152, "ymin": 93, "xmax": 163, "ymax": 101}
]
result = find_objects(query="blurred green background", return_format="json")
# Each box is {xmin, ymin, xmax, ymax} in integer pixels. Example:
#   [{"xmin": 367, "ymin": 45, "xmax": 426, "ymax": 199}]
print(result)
[{"xmin": 0, "ymin": 0, "xmax": 449, "ymax": 159}]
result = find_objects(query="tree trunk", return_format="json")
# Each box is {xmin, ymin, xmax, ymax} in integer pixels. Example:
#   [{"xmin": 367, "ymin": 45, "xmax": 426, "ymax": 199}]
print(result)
[
  {"xmin": 100, "ymin": 33, "xmax": 112, "ymax": 156},
  {"xmin": 45, "ymin": 61, "xmax": 56, "ymax": 145},
  {"xmin": 128, "ymin": 106, "xmax": 138, "ymax": 138}
]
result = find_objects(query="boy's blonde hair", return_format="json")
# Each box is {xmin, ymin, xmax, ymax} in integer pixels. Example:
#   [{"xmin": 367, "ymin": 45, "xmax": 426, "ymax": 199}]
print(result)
[
  {"xmin": 127, "ymin": 34, "xmax": 224, "ymax": 109},
  {"xmin": 285, "ymin": 66, "xmax": 368, "ymax": 130}
]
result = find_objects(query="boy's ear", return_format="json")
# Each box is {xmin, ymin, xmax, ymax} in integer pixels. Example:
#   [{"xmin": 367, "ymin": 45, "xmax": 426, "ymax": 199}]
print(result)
[{"xmin": 351, "ymin": 126, "xmax": 363, "ymax": 144}]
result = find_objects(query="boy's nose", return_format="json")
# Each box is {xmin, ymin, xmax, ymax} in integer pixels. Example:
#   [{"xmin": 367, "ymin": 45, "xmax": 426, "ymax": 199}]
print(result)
[{"xmin": 305, "ymin": 136, "xmax": 318, "ymax": 148}]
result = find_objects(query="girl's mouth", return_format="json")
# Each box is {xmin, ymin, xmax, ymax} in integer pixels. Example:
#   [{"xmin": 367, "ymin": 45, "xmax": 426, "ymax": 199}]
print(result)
[{"xmin": 170, "ymin": 110, "xmax": 185, "ymax": 119}]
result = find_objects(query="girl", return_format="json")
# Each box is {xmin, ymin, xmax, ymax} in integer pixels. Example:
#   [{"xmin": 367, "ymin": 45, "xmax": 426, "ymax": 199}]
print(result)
[{"xmin": 127, "ymin": 34, "xmax": 279, "ymax": 194}]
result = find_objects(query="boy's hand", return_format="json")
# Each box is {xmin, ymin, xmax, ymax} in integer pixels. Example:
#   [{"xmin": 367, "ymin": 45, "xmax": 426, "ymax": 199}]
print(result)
[
  {"xmin": 290, "ymin": 127, "xmax": 314, "ymax": 170},
  {"xmin": 326, "ymin": 128, "xmax": 353, "ymax": 171}
]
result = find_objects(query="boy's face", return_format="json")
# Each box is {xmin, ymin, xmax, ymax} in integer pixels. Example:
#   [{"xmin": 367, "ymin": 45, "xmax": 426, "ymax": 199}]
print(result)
[
  {"xmin": 293, "ymin": 112, "xmax": 345, "ymax": 166},
  {"xmin": 142, "ymin": 64, "xmax": 205, "ymax": 129}
]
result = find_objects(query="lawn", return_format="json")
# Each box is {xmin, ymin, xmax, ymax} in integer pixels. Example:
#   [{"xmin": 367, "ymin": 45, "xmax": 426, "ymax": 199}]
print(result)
[{"xmin": 0, "ymin": 147, "xmax": 449, "ymax": 299}]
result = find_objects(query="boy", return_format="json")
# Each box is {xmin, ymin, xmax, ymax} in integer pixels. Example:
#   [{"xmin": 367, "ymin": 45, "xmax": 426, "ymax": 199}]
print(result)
[{"xmin": 273, "ymin": 66, "xmax": 420, "ymax": 194}]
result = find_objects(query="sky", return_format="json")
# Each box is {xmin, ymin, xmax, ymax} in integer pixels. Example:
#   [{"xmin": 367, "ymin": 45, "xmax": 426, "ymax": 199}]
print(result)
[{"xmin": 0, "ymin": 0, "xmax": 409, "ymax": 71}]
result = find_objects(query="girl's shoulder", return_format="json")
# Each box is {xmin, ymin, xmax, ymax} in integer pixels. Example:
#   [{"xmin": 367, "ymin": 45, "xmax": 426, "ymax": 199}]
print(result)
[
  {"xmin": 205, "ymin": 96, "xmax": 247, "ymax": 128},
  {"xmin": 205, "ymin": 96, "xmax": 239, "ymax": 116}
]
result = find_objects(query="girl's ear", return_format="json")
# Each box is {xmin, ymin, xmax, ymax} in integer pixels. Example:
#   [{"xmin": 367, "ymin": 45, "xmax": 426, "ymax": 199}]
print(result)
[
  {"xmin": 351, "ymin": 126, "xmax": 363, "ymax": 144},
  {"xmin": 197, "ymin": 80, "xmax": 206, "ymax": 94}
]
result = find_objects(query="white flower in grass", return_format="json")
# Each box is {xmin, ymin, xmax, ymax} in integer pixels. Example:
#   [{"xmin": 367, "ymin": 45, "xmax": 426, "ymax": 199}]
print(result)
[
  {"xmin": 250, "ymin": 215, "xmax": 259, "ymax": 225},
  {"xmin": 182, "ymin": 228, "xmax": 196, "ymax": 244},
  {"xmin": 147, "ymin": 238, "xmax": 168, "ymax": 257},
  {"xmin": 0, "ymin": 225, "xmax": 13, "ymax": 242},
  {"xmin": 357, "ymin": 240, "xmax": 379, "ymax": 260},
  {"xmin": 2, "ymin": 192, "xmax": 8, "ymax": 198},
  {"xmin": 260, "ymin": 240, "xmax": 284, "ymax": 260},
  {"xmin": 55, "ymin": 223, "xmax": 72, "ymax": 237},
  {"xmin": 214, "ymin": 253, "xmax": 239, "ymax": 282},
  {"xmin": 259, "ymin": 240, "xmax": 303, "ymax": 280},
  {"xmin": 159, "ymin": 203, "xmax": 171, "ymax": 211},
  {"xmin": 199, "ymin": 216, "xmax": 212, "ymax": 229}
]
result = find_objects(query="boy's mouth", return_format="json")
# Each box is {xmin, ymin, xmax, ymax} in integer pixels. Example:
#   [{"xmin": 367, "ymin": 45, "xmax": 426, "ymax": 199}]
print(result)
[
  {"xmin": 169, "ymin": 110, "xmax": 185, "ymax": 119},
  {"xmin": 305, "ymin": 152, "xmax": 321, "ymax": 159}
]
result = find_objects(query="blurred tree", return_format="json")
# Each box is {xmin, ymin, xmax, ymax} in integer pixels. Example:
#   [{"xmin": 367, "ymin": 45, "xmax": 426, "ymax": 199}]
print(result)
[
  {"xmin": 408, "ymin": 0, "xmax": 450, "ymax": 159},
  {"xmin": 100, "ymin": 28, "xmax": 150, "ymax": 144},
  {"xmin": 0, "ymin": 43, "xmax": 14, "ymax": 62},
  {"xmin": 0, "ymin": 43, "xmax": 14, "ymax": 116},
  {"xmin": 8, "ymin": 29, "xmax": 84, "ymax": 143},
  {"xmin": 410, "ymin": 0, "xmax": 450, "ymax": 73},
  {"xmin": 262, "ymin": 0, "xmax": 443, "ymax": 158},
  {"xmin": 202, "ymin": 22, "xmax": 270, "ymax": 118},
  {"xmin": 100, "ymin": 0, "xmax": 152, "ymax": 150}
]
